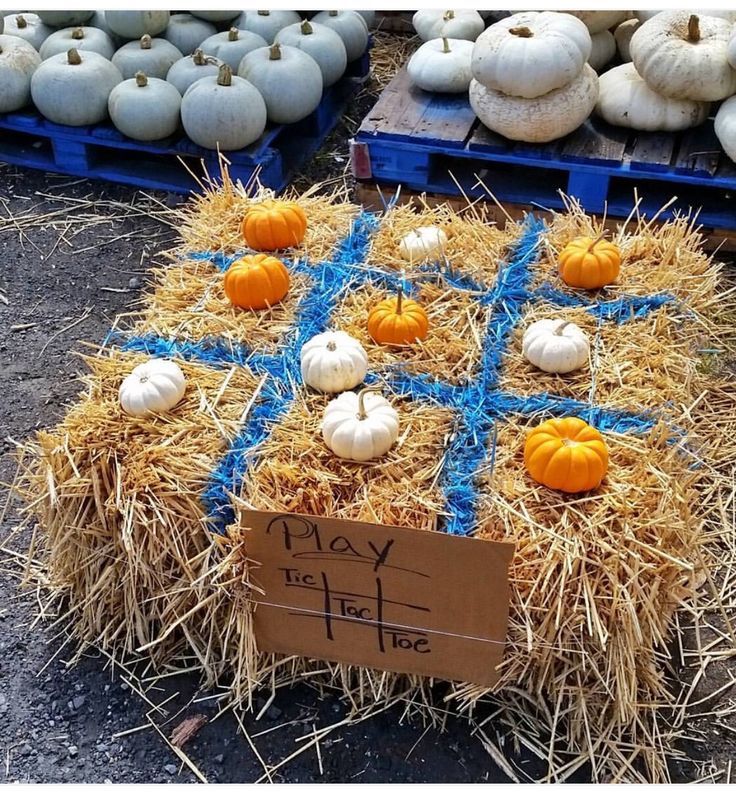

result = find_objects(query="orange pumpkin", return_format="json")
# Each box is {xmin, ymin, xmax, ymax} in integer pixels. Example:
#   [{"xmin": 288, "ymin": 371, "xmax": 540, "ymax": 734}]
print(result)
[
  {"xmin": 367, "ymin": 284, "xmax": 429, "ymax": 345},
  {"xmin": 524, "ymin": 417, "xmax": 609, "ymax": 493},
  {"xmin": 241, "ymin": 199, "xmax": 307, "ymax": 251},
  {"xmin": 559, "ymin": 235, "xmax": 621, "ymax": 290},
  {"xmin": 223, "ymin": 254, "xmax": 290, "ymax": 310}
]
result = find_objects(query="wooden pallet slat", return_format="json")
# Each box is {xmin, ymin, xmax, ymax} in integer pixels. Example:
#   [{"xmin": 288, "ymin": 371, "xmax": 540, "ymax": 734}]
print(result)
[
  {"xmin": 561, "ymin": 118, "xmax": 630, "ymax": 166},
  {"xmin": 410, "ymin": 92, "xmax": 478, "ymax": 148},
  {"xmin": 675, "ymin": 126, "xmax": 721, "ymax": 176},
  {"xmin": 629, "ymin": 132, "xmax": 676, "ymax": 172}
]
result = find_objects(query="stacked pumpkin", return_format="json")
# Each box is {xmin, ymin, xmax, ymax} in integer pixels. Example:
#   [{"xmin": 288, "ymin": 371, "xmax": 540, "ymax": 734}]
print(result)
[{"xmin": 469, "ymin": 11, "xmax": 600, "ymax": 143}]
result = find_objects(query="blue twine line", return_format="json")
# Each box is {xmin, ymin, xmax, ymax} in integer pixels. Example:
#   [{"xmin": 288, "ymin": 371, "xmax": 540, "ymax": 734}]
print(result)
[{"xmin": 534, "ymin": 283, "xmax": 677, "ymax": 323}]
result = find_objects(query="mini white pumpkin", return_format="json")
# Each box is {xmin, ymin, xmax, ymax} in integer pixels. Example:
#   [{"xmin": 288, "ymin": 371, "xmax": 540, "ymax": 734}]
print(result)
[
  {"xmin": 312, "ymin": 10, "xmax": 369, "ymax": 61},
  {"xmin": 408, "ymin": 37, "xmax": 473, "ymax": 94},
  {"xmin": 522, "ymin": 319, "xmax": 590, "ymax": 374},
  {"xmin": 300, "ymin": 331, "xmax": 368, "ymax": 394},
  {"xmin": 469, "ymin": 64, "xmax": 599, "ymax": 144},
  {"xmin": 166, "ymin": 48, "xmax": 222, "ymax": 95},
  {"xmin": 568, "ymin": 11, "xmax": 630, "ymax": 35},
  {"xmin": 112, "ymin": 35, "xmax": 183, "ymax": 80},
  {"xmin": 108, "ymin": 71, "xmax": 181, "ymax": 141},
  {"xmin": 714, "ymin": 96, "xmax": 736, "ymax": 163},
  {"xmin": 0, "ymin": 34, "xmax": 41, "ymax": 113},
  {"xmin": 630, "ymin": 12, "xmax": 736, "ymax": 101},
  {"xmin": 413, "ymin": 9, "xmax": 484, "ymax": 43},
  {"xmin": 238, "ymin": 10, "xmax": 302, "ymax": 45},
  {"xmin": 162, "ymin": 13, "xmax": 216, "ymax": 56},
  {"xmin": 119, "ymin": 358, "xmax": 186, "ymax": 417},
  {"xmin": 322, "ymin": 387, "xmax": 399, "ymax": 462},
  {"xmin": 614, "ymin": 18, "xmax": 641, "ymax": 63},
  {"xmin": 596, "ymin": 63, "xmax": 710, "ymax": 132},
  {"xmin": 3, "ymin": 14, "xmax": 54, "ymax": 51},
  {"xmin": 199, "ymin": 27, "xmax": 268, "ymax": 71},
  {"xmin": 588, "ymin": 29, "xmax": 616, "ymax": 71},
  {"xmin": 471, "ymin": 12, "xmax": 592, "ymax": 100},
  {"xmin": 275, "ymin": 20, "xmax": 347, "ymax": 88},
  {"xmin": 40, "ymin": 26, "xmax": 116, "ymax": 60},
  {"xmin": 398, "ymin": 226, "xmax": 449, "ymax": 262}
]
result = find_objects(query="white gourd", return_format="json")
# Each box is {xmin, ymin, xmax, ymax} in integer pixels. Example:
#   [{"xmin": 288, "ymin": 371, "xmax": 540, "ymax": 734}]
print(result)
[
  {"xmin": 614, "ymin": 18, "xmax": 641, "ymax": 63},
  {"xmin": 408, "ymin": 37, "xmax": 473, "ymax": 94},
  {"xmin": 588, "ymin": 29, "xmax": 616, "ymax": 71},
  {"xmin": 105, "ymin": 11, "xmax": 170, "ymax": 40},
  {"xmin": 166, "ymin": 49, "xmax": 222, "ymax": 96},
  {"xmin": 412, "ymin": 9, "xmax": 485, "ymax": 43},
  {"xmin": 162, "ymin": 14, "xmax": 216, "ymax": 56},
  {"xmin": 275, "ymin": 20, "xmax": 347, "ymax": 88},
  {"xmin": 238, "ymin": 10, "xmax": 302, "ymax": 45},
  {"xmin": 181, "ymin": 63, "xmax": 267, "ymax": 150},
  {"xmin": 238, "ymin": 43, "xmax": 322, "ymax": 125},
  {"xmin": 31, "ymin": 48, "xmax": 122, "ymax": 125},
  {"xmin": 356, "ymin": 11, "xmax": 376, "ymax": 29},
  {"xmin": 398, "ymin": 226, "xmax": 448, "ymax": 262},
  {"xmin": 112, "ymin": 35, "xmax": 182, "ymax": 80},
  {"xmin": 568, "ymin": 11, "xmax": 630, "ymax": 34},
  {"xmin": 522, "ymin": 319, "xmax": 590, "ymax": 374},
  {"xmin": 40, "ymin": 26, "xmax": 115, "ymax": 60},
  {"xmin": 322, "ymin": 388, "xmax": 400, "ymax": 462},
  {"xmin": 189, "ymin": 11, "xmax": 241, "ymax": 23},
  {"xmin": 714, "ymin": 96, "xmax": 736, "ymax": 163},
  {"xmin": 312, "ymin": 10, "xmax": 369, "ymax": 61},
  {"xmin": 89, "ymin": 10, "xmax": 119, "ymax": 41},
  {"xmin": 0, "ymin": 34, "xmax": 41, "ymax": 113},
  {"xmin": 727, "ymin": 28, "xmax": 736, "ymax": 70},
  {"xmin": 36, "ymin": 11, "xmax": 94, "ymax": 28},
  {"xmin": 300, "ymin": 331, "xmax": 369, "ymax": 394},
  {"xmin": 3, "ymin": 14, "xmax": 53, "ymax": 50},
  {"xmin": 119, "ymin": 359, "xmax": 186, "ymax": 417},
  {"xmin": 596, "ymin": 63, "xmax": 710, "ymax": 132},
  {"xmin": 470, "ymin": 64, "xmax": 599, "ymax": 143},
  {"xmin": 630, "ymin": 12, "xmax": 736, "ymax": 101},
  {"xmin": 199, "ymin": 27, "xmax": 268, "ymax": 71},
  {"xmin": 471, "ymin": 12, "xmax": 592, "ymax": 100},
  {"xmin": 108, "ymin": 71, "xmax": 181, "ymax": 141}
]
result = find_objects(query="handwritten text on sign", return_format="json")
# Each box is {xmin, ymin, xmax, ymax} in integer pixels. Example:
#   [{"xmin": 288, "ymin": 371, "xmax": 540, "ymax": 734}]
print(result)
[{"xmin": 244, "ymin": 511, "xmax": 515, "ymax": 687}]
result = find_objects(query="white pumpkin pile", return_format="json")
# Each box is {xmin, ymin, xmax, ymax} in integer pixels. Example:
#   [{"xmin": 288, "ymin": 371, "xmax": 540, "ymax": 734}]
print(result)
[
  {"xmin": 0, "ymin": 9, "xmax": 370, "ymax": 151},
  {"xmin": 469, "ymin": 11, "xmax": 599, "ymax": 143}
]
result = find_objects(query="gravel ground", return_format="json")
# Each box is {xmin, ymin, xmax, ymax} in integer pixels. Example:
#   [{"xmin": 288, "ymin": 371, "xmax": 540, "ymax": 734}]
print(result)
[{"xmin": 1, "ymin": 76, "xmax": 735, "ymax": 784}]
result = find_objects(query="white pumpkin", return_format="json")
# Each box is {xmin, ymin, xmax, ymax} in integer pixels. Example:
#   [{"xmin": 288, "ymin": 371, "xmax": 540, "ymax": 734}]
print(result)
[
  {"xmin": 398, "ymin": 226, "xmax": 449, "ymax": 262},
  {"xmin": 614, "ymin": 18, "xmax": 641, "ymax": 63},
  {"xmin": 105, "ymin": 11, "xmax": 170, "ymax": 41},
  {"xmin": 166, "ymin": 49, "xmax": 222, "ymax": 96},
  {"xmin": 356, "ymin": 11, "xmax": 376, "ymax": 29},
  {"xmin": 119, "ymin": 358, "xmax": 186, "ymax": 417},
  {"xmin": 630, "ymin": 12, "xmax": 736, "ymax": 101},
  {"xmin": 162, "ymin": 13, "xmax": 216, "ymax": 56},
  {"xmin": 238, "ymin": 43, "xmax": 322, "ymax": 125},
  {"xmin": 522, "ymin": 319, "xmax": 590, "ymax": 374},
  {"xmin": 237, "ymin": 10, "xmax": 302, "ymax": 45},
  {"xmin": 189, "ymin": 11, "xmax": 241, "ymax": 23},
  {"xmin": 181, "ymin": 63, "xmax": 267, "ymax": 150},
  {"xmin": 40, "ymin": 26, "xmax": 116, "ymax": 60},
  {"xmin": 36, "ymin": 11, "xmax": 94, "ymax": 28},
  {"xmin": 568, "ymin": 11, "xmax": 630, "ymax": 34},
  {"xmin": 412, "ymin": 9, "xmax": 484, "ymax": 43},
  {"xmin": 727, "ymin": 28, "xmax": 736, "ymax": 70},
  {"xmin": 596, "ymin": 63, "xmax": 710, "ymax": 132},
  {"xmin": 31, "ymin": 48, "xmax": 122, "ymax": 126},
  {"xmin": 112, "ymin": 35, "xmax": 182, "ymax": 80},
  {"xmin": 3, "ymin": 14, "xmax": 53, "ymax": 51},
  {"xmin": 588, "ymin": 29, "xmax": 616, "ymax": 71},
  {"xmin": 275, "ymin": 20, "xmax": 347, "ymax": 88},
  {"xmin": 407, "ymin": 37, "xmax": 473, "ymax": 94},
  {"xmin": 637, "ymin": 10, "xmax": 736, "ymax": 23},
  {"xmin": 311, "ymin": 10, "xmax": 369, "ymax": 61},
  {"xmin": 108, "ymin": 71, "xmax": 181, "ymax": 141},
  {"xmin": 199, "ymin": 27, "xmax": 268, "ymax": 71},
  {"xmin": 300, "ymin": 331, "xmax": 368, "ymax": 394},
  {"xmin": 0, "ymin": 34, "xmax": 41, "ymax": 113},
  {"xmin": 471, "ymin": 12, "xmax": 592, "ymax": 100},
  {"xmin": 714, "ymin": 96, "xmax": 736, "ymax": 163},
  {"xmin": 470, "ymin": 64, "xmax": 599, "ymax": 144},
  {"xmin": 322, "ymin": 388, "xmax": 400, "ymax": 462},
  {"xmin": 89, "ymin": 10, "xmax": 119, "ymax": 42}
]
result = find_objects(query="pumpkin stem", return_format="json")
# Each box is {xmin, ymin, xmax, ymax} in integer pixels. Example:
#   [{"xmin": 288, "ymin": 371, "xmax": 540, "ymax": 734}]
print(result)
[
  {"xmin": 269, "ymin": 43, "xmax": 282, "ymax": 61},
  {"xmin": 553, "ymin": 321, "xmax": 570, "ymax": 336},
  {"xmin": 71, "ymin": 27, "xmax": 84, "ymax": 40},
  {"xmin": 67, "ymin": 48, "xmax": 82, "ymax": 65},
  {"xmin": 140, "ymin": 34, "xmax": 152, "ymax": 49},
  {"xmin": 217, "ymin": 63, "xmax": 233, "ymax": 86},
  {"xmin": 228, "ymin": 27, "xmax": 239, "ymax": 41},
  {"xmin": 192, "ymin": 48, "xmax": 206, "ymax": 66},
  {"xmin": 134, "ymin": 71, "xmax": 148, "ymax": 87},
  {"xmin": 329, "ymin": 10, "xmax": 338, "ymax": 17},
  {"xmin": 687, "ymin": 13, "xmax": 700, "ymax": 43},
  {"xmin": 396, "ymin": 281, "xmax": 404, "ymax": 315},
  {"xmin": 326, "ymin": 340, "xmax": 337, "ymax": 352},
  {"xmin": 509, "ymin": 25, "xmax": 534, "ymax": 38},
  {"xmin": 16, "ymin": 15, "xmax": 27, "ymax": 28},
  {"xmin": 257, "ymin": 10, "xmax": 269, "ymax": 16},
  {"xmin": 444, "ymin": 10, "xmax": 455, "ymax": 21},
  {"xmin": 301, "ymin": 19, "xmax": 313, "ymax": 35},
  {"xmin": 586, "ymin": 231, "xmax": 608, "ymax": 252},
  {"xmin": 441, "ymin": 37, "xmax": 450, "ymax": 53},
  {"xmin": 356, "ymin": 387, "xmax": 382, "ymax": 420}
]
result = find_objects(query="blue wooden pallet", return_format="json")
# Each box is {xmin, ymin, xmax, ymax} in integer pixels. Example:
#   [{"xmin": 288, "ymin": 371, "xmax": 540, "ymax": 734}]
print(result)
[
  {"xmin": 352, "ymin": 65, "xmax": 736, "ymax": 231},
  {"xmin": 0, "ymin": 51, "xmax": 369, "ymax": 194}
]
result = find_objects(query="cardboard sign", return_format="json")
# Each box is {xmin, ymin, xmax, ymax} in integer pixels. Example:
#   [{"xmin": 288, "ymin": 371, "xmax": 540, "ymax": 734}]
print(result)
[{"xmin": 244, "ymin": 511, "xmax": 515, "ymax": 687}]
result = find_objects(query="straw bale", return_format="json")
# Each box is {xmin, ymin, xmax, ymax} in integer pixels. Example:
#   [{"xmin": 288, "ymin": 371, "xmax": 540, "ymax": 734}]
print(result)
[
  {"xmin": 366, "ymin": 200, "xmax": 520, "ymax": 288},
  {"xmin": 335, "ymin": 278, "xmax": 489, "ymax": 384}
]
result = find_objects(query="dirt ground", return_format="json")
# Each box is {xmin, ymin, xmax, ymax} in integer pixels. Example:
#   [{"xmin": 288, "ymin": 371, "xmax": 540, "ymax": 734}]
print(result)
[{"xmin": 1, "ymin": 64, "xmax": 735, "ymax": 784}]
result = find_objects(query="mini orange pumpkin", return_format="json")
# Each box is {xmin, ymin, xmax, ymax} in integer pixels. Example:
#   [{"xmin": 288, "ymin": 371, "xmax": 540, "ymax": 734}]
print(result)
[
  {"xmin": 367, "ymin": 284, "xmax": 429, "ymax": 345},
  {"xmin": 223, "ymin": 254, "xmax": 290, "ymax": 310},
  {"xmin": 559, "ymin": 235, "xmax": 621, "ymax": 290},
  {"xmin": 241, "ymin": 199, "xmax": 307, "ymax": 251},
  {"xmin": 524, "ymin": 416, "xmax": 609, "ymax": 493}
]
